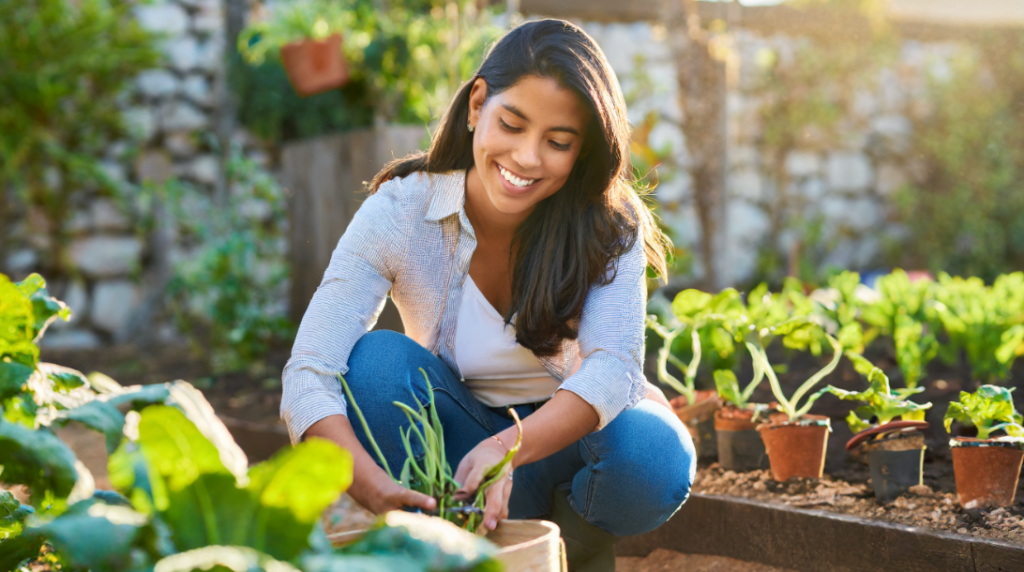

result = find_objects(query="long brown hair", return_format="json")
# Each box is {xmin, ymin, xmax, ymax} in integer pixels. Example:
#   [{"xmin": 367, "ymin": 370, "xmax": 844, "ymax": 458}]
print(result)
[{"xmin": 370, "ymin": 19, "xmax": 669, "ymax": 356}]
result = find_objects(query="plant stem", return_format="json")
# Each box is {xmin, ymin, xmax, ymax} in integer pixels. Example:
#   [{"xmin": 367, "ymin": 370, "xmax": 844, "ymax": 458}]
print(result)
[{"xmin": 337, "ymin": 373, "xmax": 394, "ymax": 480}]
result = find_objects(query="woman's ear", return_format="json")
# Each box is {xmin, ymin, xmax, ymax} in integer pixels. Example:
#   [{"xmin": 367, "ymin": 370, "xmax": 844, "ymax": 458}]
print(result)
[{"xmin": 467, "ymin": 77, "xmax": 488, "ymax": 130}]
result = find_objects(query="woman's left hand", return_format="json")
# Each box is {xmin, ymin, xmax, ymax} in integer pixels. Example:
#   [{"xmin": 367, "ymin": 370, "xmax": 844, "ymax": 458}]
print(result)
[{"xmin": 453, "ymin": 437, "xmax": 513, "ymax": 532}]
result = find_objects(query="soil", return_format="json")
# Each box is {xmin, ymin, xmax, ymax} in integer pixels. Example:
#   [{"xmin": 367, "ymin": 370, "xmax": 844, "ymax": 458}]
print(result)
[
  {"xmin": 693, "ymin": 463, "xmax": 1024, "ymax": 545},
  {"xmin": 617, "ymin": 549, "xmax": 795, "ymax": 572}
]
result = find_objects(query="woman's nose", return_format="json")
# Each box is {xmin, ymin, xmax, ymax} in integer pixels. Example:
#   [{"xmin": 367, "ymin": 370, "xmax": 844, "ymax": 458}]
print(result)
[{"xmin": 511, "ymin": 138, "xmax": 542, "ymax": 171}]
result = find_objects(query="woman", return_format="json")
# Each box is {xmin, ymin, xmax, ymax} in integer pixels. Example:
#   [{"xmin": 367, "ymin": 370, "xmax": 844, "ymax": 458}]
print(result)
[{"xmin": 281, "ymin": 19, "xmax": 694, "ymax": 571}]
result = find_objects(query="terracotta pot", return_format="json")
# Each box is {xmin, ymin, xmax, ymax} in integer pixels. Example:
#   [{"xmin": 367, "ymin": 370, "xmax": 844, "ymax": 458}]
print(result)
[
  {"xmin": 757, "ymin": 414, "xmax": 830, "ymax": 481},
  {"xmin": 280, "ymin": 33, "xmax": 349, "ymax": 97},
  {"xmin": 672, "ymin": 390, "xmax": 720, "ymax": 460},
  {"xmin": 951, "ymin": 438, "xmax": 1024, "ymax": 509}
]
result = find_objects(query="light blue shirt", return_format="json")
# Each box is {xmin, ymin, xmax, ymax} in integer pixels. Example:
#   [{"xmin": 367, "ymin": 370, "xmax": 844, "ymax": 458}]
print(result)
[{"xmin": 281, "ymin": 169, "xmax": 649, "ymax": 443}]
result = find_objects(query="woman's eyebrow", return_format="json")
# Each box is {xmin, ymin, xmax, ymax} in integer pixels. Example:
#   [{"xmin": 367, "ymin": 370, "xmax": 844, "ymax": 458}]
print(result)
[{"xmin": 500, "ymin": 103, "xmax": 580, "ymax": 135}]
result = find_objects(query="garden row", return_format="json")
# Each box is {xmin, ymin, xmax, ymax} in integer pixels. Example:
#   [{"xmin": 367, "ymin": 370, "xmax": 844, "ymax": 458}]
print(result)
[
  {"xmin": 646, "ymin": 270, "xmax": 1024, "ymax": 510},
  {"xmin": 0, "ymin": 272, "xmax": 505, "ymax": 572}
]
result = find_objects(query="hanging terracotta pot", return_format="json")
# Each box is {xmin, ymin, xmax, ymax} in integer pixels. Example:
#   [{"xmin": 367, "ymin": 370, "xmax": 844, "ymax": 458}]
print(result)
[
  {"xmin": 671, "ymin": 390, "xmax": 720, "ymax": 461},
  {"xmin": 951, "ymin": 438, "xmax": 1024, "ymax": 509},
  {"xmin": 757, "ymin": 414, "xmax": 830, "ymax": 481},
  {"xmin": 280, "ymin": 33, "xmax": 349, "ymax": 97}
]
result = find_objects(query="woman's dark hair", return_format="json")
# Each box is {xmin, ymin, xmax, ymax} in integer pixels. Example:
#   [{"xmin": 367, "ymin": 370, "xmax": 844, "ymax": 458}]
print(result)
[{"xmin": 370, "ymin": 19, "xmax": 669, "ymax": 356}]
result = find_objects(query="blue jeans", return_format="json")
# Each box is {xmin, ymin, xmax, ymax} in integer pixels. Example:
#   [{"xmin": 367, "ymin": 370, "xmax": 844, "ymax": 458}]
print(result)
[{"xmin": 343, "ymin": 330, "xmax": 695, "ymax": 536}]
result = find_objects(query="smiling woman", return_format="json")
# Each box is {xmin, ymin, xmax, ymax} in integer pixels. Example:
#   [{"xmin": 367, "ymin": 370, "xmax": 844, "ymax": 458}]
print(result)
[{"xmin": 283, "ymin": 19, "xmax": 695, "ymax": 571}]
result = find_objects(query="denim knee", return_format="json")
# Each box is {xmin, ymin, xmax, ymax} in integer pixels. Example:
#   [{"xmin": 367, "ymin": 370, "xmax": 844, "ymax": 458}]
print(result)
[{"xmin": 574, "ymin": 400, "xmax": 695, "ymax": 537}]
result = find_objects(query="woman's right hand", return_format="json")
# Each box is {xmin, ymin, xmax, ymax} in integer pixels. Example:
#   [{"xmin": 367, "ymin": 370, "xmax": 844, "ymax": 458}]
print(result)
[
  {"xmin": 350, "ymin": 471, "xmax": 437, "ymax": 515},
  {"xmin": 304, "ymin": 414, "xmax": 437, "ymax": 515}
]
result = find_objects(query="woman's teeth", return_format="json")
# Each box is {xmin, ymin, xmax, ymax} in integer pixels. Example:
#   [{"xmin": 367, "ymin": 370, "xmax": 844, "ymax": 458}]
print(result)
[{"xmin": 498, "ymin": 165, "xmax": 537, "ymax": 188}]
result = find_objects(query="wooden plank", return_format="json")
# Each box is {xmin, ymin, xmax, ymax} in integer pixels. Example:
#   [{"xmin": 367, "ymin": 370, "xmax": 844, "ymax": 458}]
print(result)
[
  {"xmin": 615, "ymin": 493, "xmax": 1022, "ymax": 572},
  {"xmin": 282, "ymin": 126, "xmax": 423, "ymax": 332}
]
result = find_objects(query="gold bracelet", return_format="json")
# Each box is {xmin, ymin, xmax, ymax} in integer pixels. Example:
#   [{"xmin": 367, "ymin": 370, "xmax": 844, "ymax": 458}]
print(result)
[{"xmin": 489, "ymin": 435, "xmax": 509, "ymax": 452}]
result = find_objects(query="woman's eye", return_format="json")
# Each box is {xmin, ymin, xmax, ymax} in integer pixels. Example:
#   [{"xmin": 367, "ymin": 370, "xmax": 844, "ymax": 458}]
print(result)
[
  {"xmin": 550, "ymin": 141, "xmax": 571, "ymax": 151},
  {"xmin": 499, "ymin": 119, "xmax": 522, "ymax": 133}
]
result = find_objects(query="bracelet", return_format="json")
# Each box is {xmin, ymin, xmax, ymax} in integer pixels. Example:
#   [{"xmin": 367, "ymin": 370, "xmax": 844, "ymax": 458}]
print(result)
[{"xmin": 489, "ymin": 435, "xmax": 509, "ymax": 453}]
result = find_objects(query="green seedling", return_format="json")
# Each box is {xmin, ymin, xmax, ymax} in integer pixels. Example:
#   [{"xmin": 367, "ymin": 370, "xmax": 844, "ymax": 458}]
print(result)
[
  {"xmin": 339, "ymin": 370, "xmax": 521, "ymax": 532},
  {"xmin": 750, "ymin": 332, "xmax": 843, "ymax": 423},
  {"xmin": 647, "ymin": 288, "xmax": 745, "ymax": 404},
  {"xmin": 944, "ymin": 385, "xmax": 1024, "ymax": 441},
  {"xmin": 713, "ymin": 342, "xmax": 774, "ymax": 421},
  {"xmin": 819, "ymin": 353, "xmax": 932, "ymax": 434},
  {"xmin": 860, "ymin": 270, "xmax": 940, "ymax": 389}
]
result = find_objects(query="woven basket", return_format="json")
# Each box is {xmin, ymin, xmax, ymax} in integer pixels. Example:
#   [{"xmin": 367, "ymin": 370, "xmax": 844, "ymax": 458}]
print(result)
[{"xmin": 487, "ymin": 519, "xmax": 566, "ymax": 572}]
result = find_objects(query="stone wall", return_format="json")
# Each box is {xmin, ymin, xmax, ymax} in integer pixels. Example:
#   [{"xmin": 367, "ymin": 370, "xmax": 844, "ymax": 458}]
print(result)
[
  {"xmin": 580, "ymin": 21, "xmax": 957, "ymax": 287},
  {"xmin": 4, "ymin": 0, "xmax": 242, "ymax": 350}
]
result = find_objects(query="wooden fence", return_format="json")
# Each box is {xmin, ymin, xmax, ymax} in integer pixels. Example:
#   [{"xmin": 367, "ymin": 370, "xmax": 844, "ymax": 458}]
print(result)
[{"xmin": 281, "ymin": 125, "xmax": 425, "ymax": 331}]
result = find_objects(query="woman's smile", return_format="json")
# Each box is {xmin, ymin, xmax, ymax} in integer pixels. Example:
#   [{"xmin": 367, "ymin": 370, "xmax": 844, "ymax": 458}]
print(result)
[{"xmin": 495, "ymin": 162, "xmax": 541, "ymax": 194}]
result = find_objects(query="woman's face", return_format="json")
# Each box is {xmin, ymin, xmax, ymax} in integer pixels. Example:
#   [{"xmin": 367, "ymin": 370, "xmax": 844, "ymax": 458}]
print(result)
[{"xmin": 467, "ymin": 75, "xmax": 590, "ymax": 219}]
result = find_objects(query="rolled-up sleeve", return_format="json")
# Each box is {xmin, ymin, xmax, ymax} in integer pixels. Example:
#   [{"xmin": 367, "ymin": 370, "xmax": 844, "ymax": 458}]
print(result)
[
  {"xmin": 281, "ymin": 180, "xmax": 410, "ymax": 443},
  {"xmin": 558, "ymin": 238, "xmax": 649, "ymax": 430}
]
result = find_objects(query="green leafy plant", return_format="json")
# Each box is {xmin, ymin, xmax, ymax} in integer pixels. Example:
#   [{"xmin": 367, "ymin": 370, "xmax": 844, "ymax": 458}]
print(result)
[
  {"xmin": 233, "ymin": 0, "xmax": 501, "ymax": 140},
  {"xmin": 159, "ymin": 148, "xmax": 294, "ymax": 373},
  {"xmin": 819, "ymin": 353, "xmax": 932, "ymax": 434},
  {"xmin": 749, "ymin": 330, "xmax": 843, "ymax": 422},
  {"xmin": 0, "ymin": 0, "xmax": 158, "ymax": 276},
  {"xmin": 860, "ymin": 270, "xmax": 941, "ymax": 389},
  {"xmin": 647, "ymin": 289, "xmax": 744, "ymax": 404},
  {"xmin": 933, "ymin": 272, "xmax": 1024, "ymax": 384},
  {"xmin": 944, "ymin": 385, "xmax": 1024, "ymax": 441},
  {"xmin": 339, "ymin": 370, "xmax": 520, "ymax": 532}
]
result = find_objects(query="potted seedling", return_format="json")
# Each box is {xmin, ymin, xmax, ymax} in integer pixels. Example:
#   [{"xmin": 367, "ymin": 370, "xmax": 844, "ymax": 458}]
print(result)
[
  {"xmin": 944, "ymin": 385, "xmax": 1024, "ymax": 509},
  {"xmin": 712, "ymin": 346, "xmax": 777, "ymax": 471},
  {"xmin": 239, "ymin": 0, "xmax": 350, "ymax": 97},
  {"xmin": 647, "ymin": 289, "xmax": 743, "ymax": 458},
  {"xmin": 821, "ymin": 354, "xmax": 932, "ymax": 503},
  {"xmin": 751, "ymin": 330, "xmax": 843, "ymax": 481}
]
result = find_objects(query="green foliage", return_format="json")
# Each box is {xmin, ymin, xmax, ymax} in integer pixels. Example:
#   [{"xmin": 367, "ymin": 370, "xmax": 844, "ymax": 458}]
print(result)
[
  {"xmin": 0, "ymin": 490, "xmax": 34, "ymax": 540},
  {"xmin": 892, "ymin": 33, "xmax": 1024, "ymax": 280},
  {"xmin": 932, "ymin": 272, "xmax": 1024, "ymax": 383},
  {"xmin": 820, "ymin": 355, "xmax": 931, "ymax": 434},
  {"xmin": 233, "ymin": 0, "xmax": 502, "ymax": 141},
  {"xmin": 944, "ymin": 385, "xmax": 1024, "ymax": 441},
  {"xmin": 860, "ymin": 270, "xmax": 940, "ymax": 388},
  {"xmin": 751, "ymin": 332, "xmax": 843, "ymax": 422},
  {"xmin": 158, "ymin": 150, "xmax": 294, "ymax": 373},
  {"xmin": 0, "ymin": 0, "xmax": 159, "ymax": 275}
]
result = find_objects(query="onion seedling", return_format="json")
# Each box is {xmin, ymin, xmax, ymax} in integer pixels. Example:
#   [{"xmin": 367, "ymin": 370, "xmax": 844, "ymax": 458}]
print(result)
[{"xmin": 338, "ymin": 369, "xmax": 521, "ymax": 532}]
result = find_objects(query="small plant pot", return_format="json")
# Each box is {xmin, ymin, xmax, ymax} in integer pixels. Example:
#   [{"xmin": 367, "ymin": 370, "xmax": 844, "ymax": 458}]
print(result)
[
  {"xmin": 757, "ymin": 414, "xmax": 830, "ymax": 481},
  {"xmin": 845, "ymin": 420, "xmax": 930, "ymax": 465},
  {"xmin": 280, "ymin": 33, "xmax": 349, "ymax": 97},
  {"xmin": 672, "ymin": 390, "xmax": 720, "ymax": 461},
  {"xmin": 951, "ymin": 438, "xmax": 1024, "ymax": 510},
  {"xmin": 868, "ymin": 447, "xmax": 925, "ymax": 504},
  {"xmin": 714, "ymin": 406, "xmax": 769, "ymax": 471}
]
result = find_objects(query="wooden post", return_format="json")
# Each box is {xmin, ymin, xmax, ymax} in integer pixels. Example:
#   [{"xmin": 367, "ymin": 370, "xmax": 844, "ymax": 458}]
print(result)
[{"xmin": 281, "ymin": 125, "xmax": 424, "ymax": 331}]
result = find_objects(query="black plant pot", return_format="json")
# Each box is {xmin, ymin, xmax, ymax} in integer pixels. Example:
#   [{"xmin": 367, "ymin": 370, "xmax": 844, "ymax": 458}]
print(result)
[
  {"xmin": 696, "ymin": 415, "xmax": 718, "ymax": 461},
  {"xmin": 717, "ymin": 428, "xmax": 769, "ymax": 471},
  {"xmin": 868, "ymin": 448, "xmax": 924, "ymax": 503}
]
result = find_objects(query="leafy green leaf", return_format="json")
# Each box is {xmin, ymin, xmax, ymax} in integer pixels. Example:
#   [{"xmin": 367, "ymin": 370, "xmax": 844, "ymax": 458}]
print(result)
[
  {"xmin": 0, "ymin": 420, "xmax": 78, "ymax": 503},
  {"xmin": 672, "ymin": 289, "xmax": 713, "ymax": 321},
  {"xmin": 47, "ymin": 371, "xmax": 86, "ymax": 392},
  {"xmin": 32, "ymin": 500, "xmax": 145, "ymax": 570},
  {"xmin": 152, "ymin": 545, "xmax": 300, "ymax": 572},
  {"xmin": 0, "ymin": 489, "xmax": 33, "ymax": 539},
  {"xmin": 714, "ymin": 370, "xmax": 742, "ymax": 407},
  {"xmin": 944, "ymin": 385, "xmax": 1022, "ymax": 439},
  {"xmin": 59, "ymin": 399, "xmax": 126, "ymax": 453},
  {"xmin": 0, "ymin": 361, "xmax": 33, "ymax": 401},
  {"xmin": 0, "ymin": 533, "xmax": 45, "ymax": 571},
  {"xmin": 340, "ymin": 511, "xmax": 500, "ymax": 572}
]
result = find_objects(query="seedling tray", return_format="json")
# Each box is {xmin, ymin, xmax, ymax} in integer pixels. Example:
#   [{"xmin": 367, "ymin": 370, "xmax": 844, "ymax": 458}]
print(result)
[{"xmin": 616, "ymin": 493, "xmax": 1024, "ymax": 571}]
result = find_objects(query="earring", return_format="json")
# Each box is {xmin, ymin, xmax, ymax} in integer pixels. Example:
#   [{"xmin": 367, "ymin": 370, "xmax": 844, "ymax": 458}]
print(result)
[{"xmin": 468, "ymin": 121, "xmax": 475, "ymax": 133}]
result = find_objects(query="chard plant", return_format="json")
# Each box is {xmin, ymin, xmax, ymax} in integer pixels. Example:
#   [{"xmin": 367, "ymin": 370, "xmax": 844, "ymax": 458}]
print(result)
[
  {"xmin": 933, "ymin": 272, "xmax": 1024, "ymax": 384},
  {"xmin": 339, "ymin": 370, "xmax": 521, "ymax": 532},
  {"xmin": 860, "ymin": 270, "xmax": 941, "ymax": 389},
  {"xmin": 819, "ymin": 353, "xmax": 932, "ymax": 434},
  {"xmin": 749, "ymin": 330, "xmax": 844, "ymax": 423},
  {"xmin": 944, "ymin": 385, "xmax": 1024, "ymax": 441},
  {"xmin": 713, "ymin": 342, "xmax": 775, "ymax": 421}
]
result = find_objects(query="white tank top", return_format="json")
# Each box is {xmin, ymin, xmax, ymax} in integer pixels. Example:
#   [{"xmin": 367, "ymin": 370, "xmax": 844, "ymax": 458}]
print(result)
[{"xmin": 454, "ymin": 275, "xmax": 561, "ymax": 407}]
